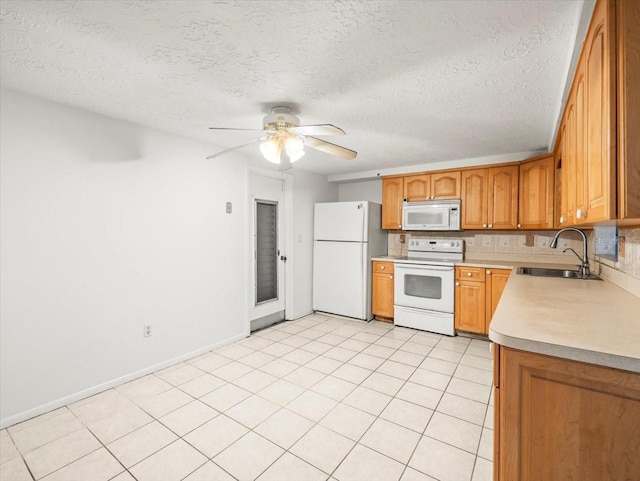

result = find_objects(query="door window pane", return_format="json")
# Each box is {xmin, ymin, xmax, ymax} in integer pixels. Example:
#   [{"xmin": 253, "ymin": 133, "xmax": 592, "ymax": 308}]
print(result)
[
  {"xmin": 404, "ymin": 274, "xmax": 442, "ymax": 300},
  {"xmin": 256, "ymin": 201, "xmax": 278, "ymax": 304}
]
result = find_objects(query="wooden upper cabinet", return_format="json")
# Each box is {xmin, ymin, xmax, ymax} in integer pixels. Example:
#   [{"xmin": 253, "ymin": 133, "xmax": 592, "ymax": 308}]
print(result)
[
  {"xmin": 616, "ymin": 0, "xmax": 640, "ymax": 220},
  {"xmin": 403, "ymin": 174, "xmax": 430, "ymax": 202},
  {"xmin": 555, "ymin": 123, "xmax": 565, "ymax": 228},
  {"xmin": 584, "ymin": 0, "xmax": 616, "ymax": 223},
  {"xmin": 461, "ymin": 169, "xmax": 488, "ymax": 229},
  {"xmin": 519, "ymin": 155, "xmax": 555, "ymax": 230},
  {"xmin": 403, "ymin": 172, "xmax": 461, "ymax": 202},
  {"xmin": 382, "ymin": 177, "xmax": 403, "ymax": 230},
  {"xmin": 488, "ymin": 165, "xmax": 519, "ymax": 229},
  {"xmin": 564, "ymin": 102, "xmax": 577, "ymax": 226},
  {"xmin": 574, "ymin": 62, "xmax": 588, "ymax": 221},
  {"xmin": 431, "ymin": 171, "xmax": 461, "ymax": 199}
]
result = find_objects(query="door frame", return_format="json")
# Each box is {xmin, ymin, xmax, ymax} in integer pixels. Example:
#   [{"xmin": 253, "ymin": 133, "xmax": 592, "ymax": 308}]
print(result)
[{"xmin": 244, "ymin": 166, "xmax": 294, "ymax": 335}]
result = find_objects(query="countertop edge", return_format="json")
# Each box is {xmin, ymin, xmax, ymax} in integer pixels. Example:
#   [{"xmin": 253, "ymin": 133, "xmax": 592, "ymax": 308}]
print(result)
[
  {"xmin": 488, "ymin": 328, "xmax": 640, "ymax": 373},
  {"xmin": 372, "ymin": 256, "xmax": 640, "ymax": 373}
]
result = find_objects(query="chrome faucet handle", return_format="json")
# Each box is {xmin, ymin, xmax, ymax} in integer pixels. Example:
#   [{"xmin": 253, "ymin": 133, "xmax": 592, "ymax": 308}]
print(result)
[{"xmin": 563, "ymin": 248, "xmax": 590, "ymax": 277}]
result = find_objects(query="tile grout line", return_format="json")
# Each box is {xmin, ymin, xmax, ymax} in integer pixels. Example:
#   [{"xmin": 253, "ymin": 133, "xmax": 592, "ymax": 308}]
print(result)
[{"xmin": 3, "ymin": 315, "xmax": 493, "ymax": 481}]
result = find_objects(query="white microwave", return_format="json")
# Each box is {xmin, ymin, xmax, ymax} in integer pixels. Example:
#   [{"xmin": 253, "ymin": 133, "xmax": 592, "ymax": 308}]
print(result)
[{"xmin": 402, "ymin": 199, "xmax": 461, "ymax": 231}]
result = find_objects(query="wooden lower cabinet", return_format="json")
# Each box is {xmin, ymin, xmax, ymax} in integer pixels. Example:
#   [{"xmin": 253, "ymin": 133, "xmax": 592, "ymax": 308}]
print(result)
[
  {"xmin": 494, "ymin": 346, "xmax": 640, "ymax": 481},
  {"xmin": 455, "ymin": 267, "xmax": 510, "ymax": 335},
  {"xmin": 372, "ymin": 261, "xmax": 394, "ymax": 321}
]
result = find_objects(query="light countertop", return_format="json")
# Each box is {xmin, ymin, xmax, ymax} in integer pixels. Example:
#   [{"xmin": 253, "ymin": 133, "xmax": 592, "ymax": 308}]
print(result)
[{"xmin": 371, "ymin": 256, "xmax": 640, "ymax": 372}]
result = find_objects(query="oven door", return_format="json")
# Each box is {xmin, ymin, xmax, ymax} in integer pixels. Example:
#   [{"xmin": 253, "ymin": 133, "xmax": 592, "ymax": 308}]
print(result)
[{"xmin": 394, "ymin": 263, "xmax": 454, "ymax": 313}]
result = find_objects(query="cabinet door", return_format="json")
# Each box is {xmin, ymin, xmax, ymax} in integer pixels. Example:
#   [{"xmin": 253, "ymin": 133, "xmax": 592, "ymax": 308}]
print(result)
[
  {"xmin": 564, "ymin": 102, "xmax": 577, "ymax": 226},
  {"xmin": 488, "ymin": 166, "xmax": 519, "ymax": 229},
  {"xmin": 499, "ymin": 347, "xmax": 640, "ymax": 481},
  {"xmin": 461, "ymin": 169, "xmax": 488, "ymax": 229},
  {"xmin": 574, "ymin": 62, "xmax": 588, "ymax": 222},
  {"xmin": 485, "ymin": 268, "xmax": 510, "ymax": 332},
  {"xmin": 454, "ymin": 279, "xmax": 486, "ymax": 334},
  {"xmin": 382, "ymin": 177, "xmax": 404, "ymax": 229},
  {"xmin": 555, "ymin": 124, "xmax": 566, "ymax": 228},
  {"xmin": 372, "ymin": 272, "xmax": 394, "ymax": 319},
  {"xmin": 617, "ymin": 0, "xmax": 640, "ymax": 219},
  {"xmin": 585, "ymin": 0, "xmax": 615, "ymax": 222},
  {"xmin": 404, "ymin": 174, "xmax": 431, "ymax": 202},
  {"xmin": 519, "ymin": 156, "xmax": 554, "ymax": 229},
  {"xmin": 431, "ymin": 171, "xmax": 461, "ymax": 199}
]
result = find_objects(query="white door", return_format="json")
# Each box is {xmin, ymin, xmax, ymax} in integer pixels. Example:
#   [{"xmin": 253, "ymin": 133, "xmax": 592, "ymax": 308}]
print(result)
[{"xmin": 249, "ymin": 172, "xmax": 286, "ymax": 330}]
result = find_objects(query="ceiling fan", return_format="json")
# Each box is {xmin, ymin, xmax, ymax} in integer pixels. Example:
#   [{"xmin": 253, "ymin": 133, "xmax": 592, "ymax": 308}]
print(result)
[{"xmin": 206, "ymin": 106, "xmax": 357, "ymax": 165}]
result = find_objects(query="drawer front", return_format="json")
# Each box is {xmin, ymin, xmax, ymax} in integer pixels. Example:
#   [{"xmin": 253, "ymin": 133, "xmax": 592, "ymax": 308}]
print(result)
[
  {"xmin": 456, "ymin": 266, "xmax": 486, "ymax": 281},
  {"xmin": 373, "ymin": 261, "xmax": 394, "ymax": 274}
]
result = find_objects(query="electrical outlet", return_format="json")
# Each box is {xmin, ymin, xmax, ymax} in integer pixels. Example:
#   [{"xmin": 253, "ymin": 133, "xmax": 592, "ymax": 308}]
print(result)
[
  {"xmin": 525, "ymin": 234, "xmax": 535, "ymax": 247},
  {"xmin": 143, "ymin": 324, "xmax": 152, "ymax": 338},
  {"xmin": 618, "ymin": 236, "xmax": 626, "ymax": 258},
  {"xmin": 400, "ymin": 234, "xmax": 406, "ymax": 244}
]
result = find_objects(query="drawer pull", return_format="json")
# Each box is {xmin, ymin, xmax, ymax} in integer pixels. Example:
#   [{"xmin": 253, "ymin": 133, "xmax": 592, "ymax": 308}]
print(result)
[{"xmin": 467, "ymin": 272, "xmax": 472, "ymax": 277}]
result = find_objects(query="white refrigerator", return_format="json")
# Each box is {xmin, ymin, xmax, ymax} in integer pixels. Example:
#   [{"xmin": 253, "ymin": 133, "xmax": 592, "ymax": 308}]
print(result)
[{"xmin": 313, "ymin": 201, "xmax": 388, "ymax": 321}]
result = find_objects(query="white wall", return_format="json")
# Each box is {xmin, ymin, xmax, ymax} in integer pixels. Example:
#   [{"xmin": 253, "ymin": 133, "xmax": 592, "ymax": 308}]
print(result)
[
  {"xmin": 0, "ymin": 89, "xmax": 249, "ymax": 426},
  {"xmin": 338, "ymin": 179, "xmax": 382, "ymax": 204},
  {"xmin": 291, "ymin": 170, "xmax": 338, "ymax": 319}
]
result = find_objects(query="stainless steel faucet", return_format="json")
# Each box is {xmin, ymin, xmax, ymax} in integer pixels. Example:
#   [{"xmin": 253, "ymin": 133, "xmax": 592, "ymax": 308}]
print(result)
[{"xmin": 550, "ymin": 227, "xmax": 590, "ymax": 278}]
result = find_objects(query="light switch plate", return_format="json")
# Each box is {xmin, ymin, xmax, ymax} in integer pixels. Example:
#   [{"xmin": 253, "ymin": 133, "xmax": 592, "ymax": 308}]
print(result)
[{"xmin": 225, "ymin": 202, "xmax": 232, "ymax": 214}]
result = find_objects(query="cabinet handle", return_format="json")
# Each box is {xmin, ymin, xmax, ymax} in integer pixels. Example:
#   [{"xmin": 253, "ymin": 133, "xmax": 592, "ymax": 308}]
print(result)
[
  {"xmin": 576, "ymin": 209, "xmax": 588, "ymax": 219},
  {"xmin": 467, "ymin": 272, "xmax": 472, "ymax": 277},
  {"xmin": 487, "ymin": 270, "xmax": 492, "ymax": 275},
  {"xmin": 560, "ymin": 216, "xmax": 565, "ymax": 224},
  {"xmin": 455, "ymin": 282, "xmax": 460, "ymax": 286},
  {"xmin": 390, "ymin": 275, "xmax": 393, "ymax": 279},
  {"xmin": 380, "ymin": 265, "xmax": 385, "ymax": 270},
  {"xmin": 517, "ymin": 223, "xmax": 522, "ymax": 229},
  {"xmin": 482, "ymin": 224, "xmax": 488, "ymax": 228},
  {"xmin": 488, "ymin": 224, "xmax": 493, "ymax": 228}
]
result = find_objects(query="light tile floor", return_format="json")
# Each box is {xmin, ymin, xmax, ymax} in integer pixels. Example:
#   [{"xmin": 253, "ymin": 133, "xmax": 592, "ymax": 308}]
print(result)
[{"xmin": 0, "ymin": 313, "xmax": 494, "ymax": 481}]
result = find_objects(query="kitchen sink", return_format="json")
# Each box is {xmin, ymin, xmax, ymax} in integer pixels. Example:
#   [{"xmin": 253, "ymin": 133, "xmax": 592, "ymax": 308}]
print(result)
[{"xmin": 516, "ymin": 267, "xmax": 602, "ymax": 280}]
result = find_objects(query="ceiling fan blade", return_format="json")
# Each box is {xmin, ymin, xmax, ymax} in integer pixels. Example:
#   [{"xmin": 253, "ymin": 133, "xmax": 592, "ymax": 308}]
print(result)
[
  {"xmin": 291, "ymin": 124, "xmax": 345, "ymax": 136},
  {"xmin": 206, "ymin": 138, "xmax": 265, "ymax": 159},
  {"xmin": 209, "ymin": 127, "xmax": 267, "ymax": 132},
  {"xmin": 304, "ymin": 136, "xmax": 357, "ymax": 160}
]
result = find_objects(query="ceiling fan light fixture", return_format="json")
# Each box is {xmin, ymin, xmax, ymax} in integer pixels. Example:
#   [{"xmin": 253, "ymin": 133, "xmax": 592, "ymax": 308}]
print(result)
[
  {"xmin": 259, "ymin": 137, "xmax": 281, "ymax": 164},
  {"xmin": 285, "ymin": 136, "xmax": 305, "ymax": 162}
]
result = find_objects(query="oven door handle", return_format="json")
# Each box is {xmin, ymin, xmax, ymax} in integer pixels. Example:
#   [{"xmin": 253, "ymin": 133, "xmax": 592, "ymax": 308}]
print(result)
[
  {"xmin": 395, "ymin": 264, "xmax": 454, "ymax": 271},
  {"xmin": 395, "ymin": 305, "xmax": 453, "ymax": 317}
]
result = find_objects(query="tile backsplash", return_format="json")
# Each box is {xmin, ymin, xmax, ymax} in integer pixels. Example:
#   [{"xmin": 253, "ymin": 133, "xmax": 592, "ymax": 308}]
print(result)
[
  {"xmin": 388, "ymin": 228, "xmax": 640, "ymax": 297},
  {"xmin": 590, "ymin": 228, "xmax": 640, "ymax": 297},
  {"xmin": 388, "ymin": 231, "xmax": 584, "ymax": 259}
]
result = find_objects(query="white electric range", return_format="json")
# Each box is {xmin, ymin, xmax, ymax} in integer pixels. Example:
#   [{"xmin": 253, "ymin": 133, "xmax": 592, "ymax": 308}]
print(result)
[{"xmin": 393, "ymin": 238, "xmax": 464, "ymax": 336}]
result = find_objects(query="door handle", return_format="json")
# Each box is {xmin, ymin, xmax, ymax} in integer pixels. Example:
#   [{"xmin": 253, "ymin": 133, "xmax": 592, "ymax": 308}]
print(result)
[{"xmin": 280, "ymin": 256, "xmax": 287, "ymax": 262}]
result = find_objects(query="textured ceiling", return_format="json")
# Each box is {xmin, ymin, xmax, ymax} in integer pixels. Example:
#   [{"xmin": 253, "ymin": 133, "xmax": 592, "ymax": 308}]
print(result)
[{"xmin": 0, "ymin": 0, "xmax": 583, "ymax": 176}]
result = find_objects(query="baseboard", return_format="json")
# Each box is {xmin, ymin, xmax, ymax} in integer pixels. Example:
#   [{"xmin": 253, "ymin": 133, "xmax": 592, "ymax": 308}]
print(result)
[
  {"xmin": 289, "ymin": 308, "xmax": 314, "ymax": 320},
  {"xmin": 0, "ymin": 332, "xmax": 247, "ymax": 429}
]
